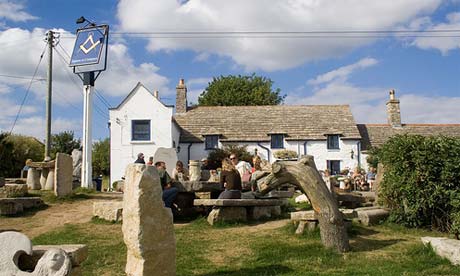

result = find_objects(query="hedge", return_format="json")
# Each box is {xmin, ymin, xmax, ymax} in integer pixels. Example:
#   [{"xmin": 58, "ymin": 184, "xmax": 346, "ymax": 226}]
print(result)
[{"xmin": 376, "ymin": 134, "xmax": 460, "ymax": 236}]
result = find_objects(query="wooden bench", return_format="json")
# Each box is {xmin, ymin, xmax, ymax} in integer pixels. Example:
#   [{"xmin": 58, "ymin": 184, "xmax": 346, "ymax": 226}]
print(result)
[{"xmin": 194, "ymin": 198, "xmax": 288, "ymax": 225}]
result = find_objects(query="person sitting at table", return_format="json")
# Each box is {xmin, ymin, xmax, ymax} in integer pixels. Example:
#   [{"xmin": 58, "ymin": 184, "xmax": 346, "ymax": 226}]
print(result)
[
  {"xmin": 155, "ymin": 161, "xmax": 178, "ymax": 208},
  {"xmin": 218, "ymin": 157, "xmax": 242, "ymax": 199},
  {"xmin": 172, "ymin": 160, "xmax": 189, "ymax": 181}
]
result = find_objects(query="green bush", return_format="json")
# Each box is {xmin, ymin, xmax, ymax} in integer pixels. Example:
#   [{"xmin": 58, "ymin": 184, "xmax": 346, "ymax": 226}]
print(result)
[
  {"xmin": 376, "ymin": 134, "xmax": 460, "ymax": 235},
  {"xmin": 273, "ymin": 149, "xmax": 297, "ymax": 160}
]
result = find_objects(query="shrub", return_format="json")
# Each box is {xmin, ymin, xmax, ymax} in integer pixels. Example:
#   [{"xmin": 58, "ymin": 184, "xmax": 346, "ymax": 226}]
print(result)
[
  {"xmin": 0, "ymin": 133, "xmax": 44, "ymax": 177},
  {"xmin": 376, "ymin": 134, "xmax": 460, "ymax": 234},
  {"xmin": 273, "ymin": 149, "xmax": 297, "ymax": 160}
]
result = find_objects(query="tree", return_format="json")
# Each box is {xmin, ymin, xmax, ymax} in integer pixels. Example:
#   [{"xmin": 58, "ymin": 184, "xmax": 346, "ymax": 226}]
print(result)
[
  {"xmin": 51, "ymin": 131, "xmax": 81, "ymax": 158},
  {"xmin": 92, "ymin": 138, "xmax": 110, "ymax": 176},
  {"xmin": 258, "ymin": 156, "xmax": 350, "ymax": 252},
  {"xmin": 198, "ymin": 74, "xmax": 285, "ymax": 106},
  {"xmin": 0, "ymin": 133, "xmax": 44, "ymax": 177}
]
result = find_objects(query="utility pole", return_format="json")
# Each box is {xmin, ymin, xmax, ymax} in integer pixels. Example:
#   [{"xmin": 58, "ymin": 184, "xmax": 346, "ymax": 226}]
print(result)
[{"xmin": 44, "ymin": 30, "xmax": 59, "ymax": 161}]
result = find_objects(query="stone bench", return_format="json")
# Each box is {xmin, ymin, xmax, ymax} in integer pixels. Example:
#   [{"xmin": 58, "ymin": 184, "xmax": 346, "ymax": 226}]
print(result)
[
  {"xmin": 290, "ymin": 210, "xmax": 353, "ymax": 234},
  {"xmin": 0, "ymin": 197, "xmax": 44, "ymax": 215},
  {"xmin": 18, "ymin": 244, "xmax": 88, "ymax": 276},
  {"xmin": 93, "ymin": 201, "xmax": 123, "ymax": 222},
  {"xmin": 194, "ymin": 198, "xmax": 288, "ymax": 225}
]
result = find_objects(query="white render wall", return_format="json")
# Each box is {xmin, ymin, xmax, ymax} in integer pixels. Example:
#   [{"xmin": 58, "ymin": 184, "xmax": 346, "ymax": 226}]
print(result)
[
  {"xmin": 179, "ymin": 138, "xmax": 361, "ymax": 172},
  {"xmin": 109, "ymin": 85, "xmax": 176, "ymax": 182}
]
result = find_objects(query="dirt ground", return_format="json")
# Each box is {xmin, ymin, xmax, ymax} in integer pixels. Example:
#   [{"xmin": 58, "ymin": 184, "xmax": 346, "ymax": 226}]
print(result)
[
  {"xmin": 0, "ymin": 193, "xmax": 291, "ymax": 238},
  {"xmin": 0, "ymin": 193, "xmax": 123, "ymax": 238}
]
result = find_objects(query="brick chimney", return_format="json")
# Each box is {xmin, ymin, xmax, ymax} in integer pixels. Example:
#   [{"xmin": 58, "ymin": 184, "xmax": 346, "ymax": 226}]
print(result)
[
  {"xmin": 176, "ymin": 78, "xmax": 187, "ymax": 114},
  {"xmin": 386, "ymin": 89, "xmax": 402, "ymax": 128}
]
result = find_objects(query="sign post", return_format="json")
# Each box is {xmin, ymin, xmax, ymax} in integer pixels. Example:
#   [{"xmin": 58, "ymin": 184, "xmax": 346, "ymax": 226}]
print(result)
[{"xmin": 70, "ymin": 22, "xmax": 108, "ymax": 189}]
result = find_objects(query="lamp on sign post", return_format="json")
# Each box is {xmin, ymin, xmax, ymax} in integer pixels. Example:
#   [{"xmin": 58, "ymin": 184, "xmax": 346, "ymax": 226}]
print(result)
[{"xmin": 69, "ymin": 17, "xmax": 109, "ymax": 189}]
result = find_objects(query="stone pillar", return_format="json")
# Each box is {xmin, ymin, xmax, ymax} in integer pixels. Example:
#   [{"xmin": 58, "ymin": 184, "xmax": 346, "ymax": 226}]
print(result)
[
  {"xmin": 44, "ymin": 169, "xmax": 54, "ymax": 190},
  {"xmin": 40, "ymin": 168, "xmax": 49, "ymax": 190},
  {"xmin": 54, "ymin": 153, "xmax": 73, "ymax": 197},
  {"xmin": 175, "ymin": 78, "xmax": 187, "ymax": 114},
  {"xmin": 122, "ymin": 164, "xmax": 176, "ymax": 276},
  {"xmin": 26, "ymin": 168, "xmax": 41, "ymax": 190},
  {"xmin": 188, "ymin": 160, "xmax": 201, "ymax": 181},
  {"xmin": 386, "ymin": 89, "xmax": 402, "ymax": 128}
]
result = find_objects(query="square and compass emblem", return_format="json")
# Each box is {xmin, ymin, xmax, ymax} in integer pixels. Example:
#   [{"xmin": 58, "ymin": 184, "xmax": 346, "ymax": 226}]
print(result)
[{"xmin": 70, "ymin": 26, "xmax": 108, "ymax": 67}]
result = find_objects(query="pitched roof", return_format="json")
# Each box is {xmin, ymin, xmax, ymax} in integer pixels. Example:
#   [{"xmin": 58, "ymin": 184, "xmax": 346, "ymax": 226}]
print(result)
[
  {"xmin": 174, "ymin": 105, "xmax": 361, "ymax": 143},
  {"xmin": 109, "ymin": 82, "xmax": 173, "ymax": 110},
  {"xmin": 358, "ymin": 124, "xmax": 460, "ymax": 151}
]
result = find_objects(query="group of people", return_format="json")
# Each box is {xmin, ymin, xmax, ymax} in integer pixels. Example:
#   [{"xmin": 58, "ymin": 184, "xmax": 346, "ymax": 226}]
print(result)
[{"xmin": 133, "ymin": 152, "xmax": 264, "ymax": 207}]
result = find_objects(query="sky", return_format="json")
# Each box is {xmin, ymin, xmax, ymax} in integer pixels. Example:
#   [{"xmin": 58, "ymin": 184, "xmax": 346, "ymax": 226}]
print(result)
[{"xmin": 0, "ymin": 0, "xmax": 459, "ymax": 141}]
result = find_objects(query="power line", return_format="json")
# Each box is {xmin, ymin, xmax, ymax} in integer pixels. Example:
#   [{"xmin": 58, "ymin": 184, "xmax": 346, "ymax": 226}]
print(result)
[
  {"xmin": 9, "ymin": 45, "xmax": 47, "ymax": 134},
  {"xmin": 0, "ymin": 74, "xmax": 45, "ymax": 81}
]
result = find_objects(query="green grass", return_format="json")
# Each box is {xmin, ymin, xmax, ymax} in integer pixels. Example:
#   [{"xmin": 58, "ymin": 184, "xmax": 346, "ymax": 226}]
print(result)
[{"xmin": 30, "ymin": 217, "xmax": 460, "ymax": 276}]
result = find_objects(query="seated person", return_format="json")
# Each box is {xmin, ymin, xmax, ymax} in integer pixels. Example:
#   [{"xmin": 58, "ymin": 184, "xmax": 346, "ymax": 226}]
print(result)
[
  {"xmin": 230, "ymin": 153, "xmax": 252, "ymax": 183},
  {"xmin": 172, "ymin": 160, "xmax": 189, "ymax": 181},
  {"xmin": 218, "ymin": 157, "xmax": 242, "ymax": 199},
  {"xmin": 155, "ymin": 161, "xmax": 178, "ymax": 208}
]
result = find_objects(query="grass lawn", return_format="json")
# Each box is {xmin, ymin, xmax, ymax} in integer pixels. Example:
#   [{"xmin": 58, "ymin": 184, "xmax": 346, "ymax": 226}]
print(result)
[{"xmin": 31, "ymin": 217, "xmax": 459, "ymax": 276}]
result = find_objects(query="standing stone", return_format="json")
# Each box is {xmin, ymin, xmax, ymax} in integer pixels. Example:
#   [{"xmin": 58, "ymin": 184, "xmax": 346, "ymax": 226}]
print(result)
[
  {"xmin": 122, "ymin": 164, "xmax": 175, "ymax": 276},
  {"xmin": 27, "ymin": 168, "xmax": 41, "ymax": 190},
  {"xmin": 44, "ymin": 169, "xmax": 55, "ymax": 190},
  {"xmin": 188, "ymin": 160, "xmax": 201, "ymax": 181},
  {"xmin": 40, "ymin": 168, "xmax": 49, "ymax": 189},
  {"xmin": 374, "ymin": 163, "xmax": 385, "ymax": 204},
  {"xmin": 72, "ymin": 149, "xmax": 82, "ymax": 188},
  {"xmin": 55, "ymin": 153, "xmax": 73, "ymax": 197},
  {"xmin": 153, "ymin": 147, "xmax": 177, "ymax": 176}
]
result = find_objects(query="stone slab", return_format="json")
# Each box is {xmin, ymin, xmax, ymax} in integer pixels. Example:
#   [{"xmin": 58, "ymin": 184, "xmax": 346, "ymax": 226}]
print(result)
[
  {"xmin": 0, "ymin": 197, "xmax": 44, "ymax": 215},
  {"xmin": 93, "ymin": 201, "xmax": 123, "ymax": 222},
  {"xmin": 0, "ymin": 183, "xmax": 28, "ymax": 198},
  {"xmin": 421, "ymin": 237, "xmax": 460, "ymax": 265},
  {"xmin": 290, "ymin": 210, "xmax": 317, "ymax": 221},
  {"xmin": 207, "ymin": 207, "xmax": 247, "ymax": 225},
  {"xmin": 355, "ymin": 208, "xmax": 389, "ymax": 226},
  {"xmin": 55, "ymin": 153, "xmax": 73, "ymax": 197},
  {"xmin": 33, "ymin": 244, "xmax": 88, "ymax": 266},
  {"xmin": 194, "ymin": 198, "xmax": 286, "ymax": 207}
]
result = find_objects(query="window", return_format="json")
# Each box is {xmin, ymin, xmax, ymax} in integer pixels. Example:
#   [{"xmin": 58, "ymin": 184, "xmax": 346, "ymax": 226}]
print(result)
[
  {"xmin": 205, "ymin": 135, "xmax": 219, "ymax": 150},
  {"xmin": 271, "ymin": 134, "xmax": 284, "ymax": 149},
  {"xmin": 132, "ymin": 120, "xmax": 150, "ymax": 141},
  {"xmin": 327, "ymin": 135, "xmax": 340, "ymax": 149},
  {"xmin": 327, "ymin": 160, "xmax": 341, "ymax": 175}
]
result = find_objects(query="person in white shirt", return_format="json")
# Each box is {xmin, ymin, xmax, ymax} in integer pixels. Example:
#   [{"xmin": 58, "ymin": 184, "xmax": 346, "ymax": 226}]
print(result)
[{"xmin": 229, "ymin": 153, "xmax": 252, "ymax": 182}]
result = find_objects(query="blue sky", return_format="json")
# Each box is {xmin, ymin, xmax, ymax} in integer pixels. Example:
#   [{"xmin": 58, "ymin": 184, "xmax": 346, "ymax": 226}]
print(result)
[{"xmin": 0, "ymin": 0, "xmax": 459, "ymax": 141}]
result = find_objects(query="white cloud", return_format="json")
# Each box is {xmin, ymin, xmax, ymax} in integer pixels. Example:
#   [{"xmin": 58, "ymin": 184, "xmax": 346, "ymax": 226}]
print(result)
[
  {"xmin": 286, "ymin": 58, "xmax": 460, "ymax": 124},
  {"xmin": 0, "ymin": 0, "xmax": 37, "ymax": 22},
  {"xmin": 408, "ymin": 12, "xmax": 460, "ymax": 54},
  {"xmin": 117, "ymin": 0, "xmax": 441, "ymax": 71},
  {"xmin": 307, "ymin": 58, "xmax": 378, "ymax": 86},
  {"xmin": 0, "ymin": 116, "xmax": 81, "ymax": 139}
]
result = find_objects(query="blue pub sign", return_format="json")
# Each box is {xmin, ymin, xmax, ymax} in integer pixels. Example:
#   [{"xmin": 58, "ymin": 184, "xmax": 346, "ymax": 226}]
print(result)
[{"xmin": 70, "ymin": 26, "xmax": 108, "ymax": 67}]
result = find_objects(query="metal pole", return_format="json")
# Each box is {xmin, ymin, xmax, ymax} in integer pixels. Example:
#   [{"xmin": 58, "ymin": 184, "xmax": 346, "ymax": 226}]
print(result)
[
  {"xmin": 44, "ymin": 30, "xmax": 53, "ymax": 161},
  {"xmin": 81, "ymin": 72, "xmax": 94, "ymax": 188}
]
